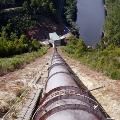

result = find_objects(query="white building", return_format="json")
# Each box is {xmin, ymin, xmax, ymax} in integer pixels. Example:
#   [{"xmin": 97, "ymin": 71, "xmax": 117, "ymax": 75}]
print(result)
[{"xmin": 49, "ymin": 32, "xmax": 62, "ymax": 46}]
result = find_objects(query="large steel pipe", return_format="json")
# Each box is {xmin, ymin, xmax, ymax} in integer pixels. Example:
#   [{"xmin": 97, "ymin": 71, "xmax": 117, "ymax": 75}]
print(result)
[{"xmin": 34, "ymin": 48, "xmax": 107, "ymax": 120}]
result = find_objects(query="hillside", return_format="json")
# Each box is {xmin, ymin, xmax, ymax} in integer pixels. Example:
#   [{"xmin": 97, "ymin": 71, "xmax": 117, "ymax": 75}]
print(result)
[
  {"xmin": 62, "ymin": 0, "xmax": 120, "ymax": 80},
  {"xmin": 0, "ymin": 0, "xmax": 120, "ymax": 119}
]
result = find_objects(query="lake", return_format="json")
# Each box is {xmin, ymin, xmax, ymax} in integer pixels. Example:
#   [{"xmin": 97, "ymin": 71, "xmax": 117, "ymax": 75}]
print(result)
[{"xmin": 76, "ymin": 0, "xmax": 105, "ymax": 46}]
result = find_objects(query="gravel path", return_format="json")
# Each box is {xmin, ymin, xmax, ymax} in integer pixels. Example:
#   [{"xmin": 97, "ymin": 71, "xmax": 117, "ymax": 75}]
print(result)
[{"xmin": 60, "ymin": 51, "xmax": 120, "ymax": 120}]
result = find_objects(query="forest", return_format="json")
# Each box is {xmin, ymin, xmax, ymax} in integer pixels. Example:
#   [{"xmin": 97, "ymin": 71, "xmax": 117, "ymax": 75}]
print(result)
[
  {"xmin": 0, "ymin": 0, "xmax": 78, "ymax": 58},
  {"xmin": 0, "ymin": 0, "xmax": 56, "ymax": 57}
]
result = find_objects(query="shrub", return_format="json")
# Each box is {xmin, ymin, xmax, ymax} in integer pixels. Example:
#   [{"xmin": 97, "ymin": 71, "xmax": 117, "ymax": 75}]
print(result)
[
  {"xmin": 64, "ymin": 36, "xmax": 87, "ymax": 57},
  {"xmin": 31, "ymin": 40, "xmax": 42, "ymax": 51}
]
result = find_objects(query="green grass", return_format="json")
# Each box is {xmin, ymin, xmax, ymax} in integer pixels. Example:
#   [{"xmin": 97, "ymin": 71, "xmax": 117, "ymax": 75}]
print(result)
[
  {"xmin": 62, "ymin": 36, "xmax": 120, "ymax": 80},
  {"xmin": 0, "ymin": 47, "xmax": 48, "ymax": 76},
  {"xmin": 62, "ymin": 47, "xmax": 120, "ymax": 80},
  {"xmin": 79, "ymin": 48, "xmax": 120, "ymax": 80}
]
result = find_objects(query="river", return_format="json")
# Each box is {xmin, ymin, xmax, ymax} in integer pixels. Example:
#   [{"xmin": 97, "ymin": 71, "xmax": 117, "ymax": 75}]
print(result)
[{"xmin": 76, "ymin": 0, "xmax": 105, "ymax": 46}]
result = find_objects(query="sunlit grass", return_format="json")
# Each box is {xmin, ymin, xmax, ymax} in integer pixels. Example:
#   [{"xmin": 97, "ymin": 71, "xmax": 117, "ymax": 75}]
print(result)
[{"xmin": 0, "ymin": 47, "xmax": 48, "ymax": 76}]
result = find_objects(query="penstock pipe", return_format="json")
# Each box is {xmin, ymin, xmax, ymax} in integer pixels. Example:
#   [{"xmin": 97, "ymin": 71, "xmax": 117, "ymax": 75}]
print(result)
[{"xmin": 34, "ymin": 47, "xmax": 108, "ymax": 120}]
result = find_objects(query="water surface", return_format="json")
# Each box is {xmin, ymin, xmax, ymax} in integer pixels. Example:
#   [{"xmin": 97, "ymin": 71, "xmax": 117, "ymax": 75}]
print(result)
[{"xmin": 76, "ymin": 0, "xmax": 105, "ymax": 46}]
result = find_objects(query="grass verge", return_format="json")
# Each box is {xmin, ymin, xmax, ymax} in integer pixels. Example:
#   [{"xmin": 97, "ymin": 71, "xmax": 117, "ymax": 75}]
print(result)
[
  {"xmin": 61, "ymin": 37, "xmax": 120, "ymax": 80},
  {"xmin": 0, "ymin": 47, "xmax": 48, "ymax": 76}
]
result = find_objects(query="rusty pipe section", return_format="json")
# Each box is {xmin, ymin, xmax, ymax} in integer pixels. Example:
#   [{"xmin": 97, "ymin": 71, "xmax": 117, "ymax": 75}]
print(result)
[{"xmin": 33, "ymin": 48, "xmax": 107, "ymax": 120}]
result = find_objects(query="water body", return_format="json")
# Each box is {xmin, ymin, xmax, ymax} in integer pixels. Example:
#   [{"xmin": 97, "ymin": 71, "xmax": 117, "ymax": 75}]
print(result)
[{"xmin": 76, "ymin": 0, "xmax": 105, "ymax": 46}]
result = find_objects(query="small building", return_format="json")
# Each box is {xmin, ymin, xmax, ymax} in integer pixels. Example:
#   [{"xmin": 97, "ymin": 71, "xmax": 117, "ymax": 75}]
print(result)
[
  {"xmin": 49, "ymin": 32, "xmax": 67, "ymax": 47},
  {"xmin": 49, "ymin": 32, "xmax": 61, "ymax": 46}
]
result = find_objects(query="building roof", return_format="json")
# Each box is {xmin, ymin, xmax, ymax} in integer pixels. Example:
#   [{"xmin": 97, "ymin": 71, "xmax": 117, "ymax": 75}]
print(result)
[{"xmin": 49, "ymin": 32, "xmax": 61, "ymax": 41}]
